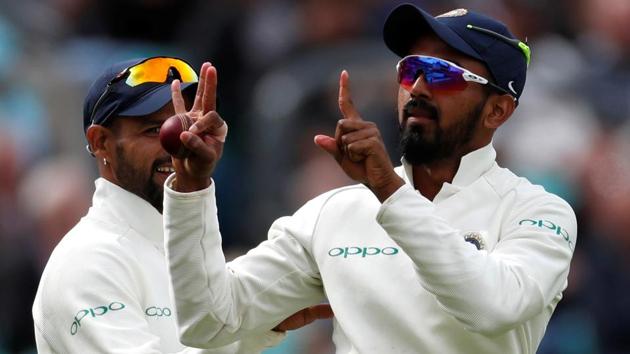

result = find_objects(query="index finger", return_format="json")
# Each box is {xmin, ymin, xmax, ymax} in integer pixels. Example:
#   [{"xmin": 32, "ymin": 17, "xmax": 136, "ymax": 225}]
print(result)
[
  {"xmin": 171, "ymin": 80, "xmax": 186, "ymax": 114},
  {"xmin": 338, "ymin": 70, "xmax": 361, "ymax": 121},
  {"xmin": 202, "ymin": 65, "xmax": 217, "ymax": 114}
]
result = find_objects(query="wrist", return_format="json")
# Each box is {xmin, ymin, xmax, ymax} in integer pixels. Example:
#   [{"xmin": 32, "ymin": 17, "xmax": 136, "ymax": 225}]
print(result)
[
  {"xmin": 172, "ymin": 174, "xmax": 212, "ymax": 192},
  {"xmin": 372, "ymin": 175, "xmax": 405, "ymax": 203}
]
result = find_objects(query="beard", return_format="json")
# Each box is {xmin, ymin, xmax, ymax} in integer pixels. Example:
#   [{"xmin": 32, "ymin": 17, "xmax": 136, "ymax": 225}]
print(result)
[
  {"xmin": 113, "ymin": 144, "xmax": 168, "ymax": 213},
  {"xmin": 399, "ymin": 97, "xmax": 486, "ymax": 166}
]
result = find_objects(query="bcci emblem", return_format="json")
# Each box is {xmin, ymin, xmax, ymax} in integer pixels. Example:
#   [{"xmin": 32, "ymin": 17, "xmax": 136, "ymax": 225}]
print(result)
[
  {"xmin": 437, "ymin": 9, "xmax": 468, "ymax": 18},
  {"xmin": 464, "ymin": 232, "xmax": 486, "ymax": 250}
]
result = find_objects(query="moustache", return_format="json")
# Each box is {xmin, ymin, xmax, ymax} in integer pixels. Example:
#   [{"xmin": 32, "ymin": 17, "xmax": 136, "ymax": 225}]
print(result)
[{"xmin": 402, "ymin": 98, "xmax": 439, "ymax": 122}]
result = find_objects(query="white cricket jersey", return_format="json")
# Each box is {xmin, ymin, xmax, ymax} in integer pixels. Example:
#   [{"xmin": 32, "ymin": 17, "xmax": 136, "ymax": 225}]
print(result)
[
  {"xmin": 32, "ymin": 178, "xmax": 282, "ymax": 353},
  {"xmin": 164, "ymin": 143, "xmax": 577, "ymax": 354}
]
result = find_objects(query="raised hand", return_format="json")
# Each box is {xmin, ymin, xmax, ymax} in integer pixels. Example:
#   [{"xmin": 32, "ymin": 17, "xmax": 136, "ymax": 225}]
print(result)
[
  {"xmin": 314, "ymin": 70, "xmax": 404, "ymax": 202},
  {"xmin": 170, "ymin": 62, "xmax": 228, "ymax": 192}
]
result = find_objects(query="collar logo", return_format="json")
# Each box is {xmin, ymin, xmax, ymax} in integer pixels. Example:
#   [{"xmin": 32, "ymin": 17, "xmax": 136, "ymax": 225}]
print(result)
[{"xmin": 437, "ymin": 9, "xmax": 468, "ymax": 18}]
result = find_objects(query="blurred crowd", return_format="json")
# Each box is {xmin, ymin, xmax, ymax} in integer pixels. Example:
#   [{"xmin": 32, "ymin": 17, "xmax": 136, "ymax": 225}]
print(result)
[{"xmin": 0, "ymin": 0, "xmax": 628, "ymax": 353}]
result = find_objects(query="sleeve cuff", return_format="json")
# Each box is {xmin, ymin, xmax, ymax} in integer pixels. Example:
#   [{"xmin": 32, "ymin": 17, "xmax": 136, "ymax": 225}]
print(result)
[
  {"xmin": 376, "ymin": 184, "xmax": 421, "ymax": 222},
  {"xmin": 164, "ymin": 173, "xmax": 215, "ymax": 199}
]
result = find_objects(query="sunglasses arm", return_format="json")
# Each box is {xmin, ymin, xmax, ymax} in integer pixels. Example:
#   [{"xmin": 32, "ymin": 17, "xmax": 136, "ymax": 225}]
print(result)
[{"xmin": 462, "ymin": 72, "xmax": 488, "ymax": 85}]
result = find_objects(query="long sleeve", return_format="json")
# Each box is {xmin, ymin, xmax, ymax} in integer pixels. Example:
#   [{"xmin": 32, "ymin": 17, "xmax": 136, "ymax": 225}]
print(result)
[
  {"xmin": 32, "ymin": 236, "xmax": 267, "ymax": 354},
  {"xmin": 163, "ymin": 177, "xmax": 326, "ymax": 349},
  {"xmin": 376, "ymin": 184, "xmax": 577, "ymax": 335}
]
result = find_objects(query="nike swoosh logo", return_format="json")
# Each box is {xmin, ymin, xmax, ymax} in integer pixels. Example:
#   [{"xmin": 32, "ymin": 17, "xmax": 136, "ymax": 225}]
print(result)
[{"xmin": 508, "ymin": 81, "xmax": 517, "ymax": 95}]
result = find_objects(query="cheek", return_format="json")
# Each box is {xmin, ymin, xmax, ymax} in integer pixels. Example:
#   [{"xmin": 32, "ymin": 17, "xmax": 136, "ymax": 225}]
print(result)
[
  {"xmin": 142, "ymin": 142, "xmax": 166, "ymax": 166},
  {"xmin": 121, "ymin": 140, "xmax": 160, "ymax": 169},
  {"xmin": 397, "ymin": 87, "xmax": 410, "ymax": 122},
  {"xmin": 435, "ymin": 94, "xmax": 476, "ymax": 125}
]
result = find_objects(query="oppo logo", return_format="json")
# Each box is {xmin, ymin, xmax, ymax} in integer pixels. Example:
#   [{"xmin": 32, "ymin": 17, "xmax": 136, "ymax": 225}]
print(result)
[
  {"xmin": 70, "ymin": 302, "xmax": 126, "ymax": 335},
  {"xmin": 328, "ymin": 246, "xmax": 399, "ymax": 258},
  {"xmin": 145, "ymin": 306, "xmax": 172, "ymax": 317},
  {"xmin": 518, "ymin": 219, "xmax": 574, "ymax": 249}
]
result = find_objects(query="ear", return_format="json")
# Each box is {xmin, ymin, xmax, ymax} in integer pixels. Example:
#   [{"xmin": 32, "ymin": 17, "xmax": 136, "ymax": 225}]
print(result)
[
  {"xmin": 483, "ymin": 94, "xmax": 516, "ymax": 129},
  {"xmin": 86, "ymin": 125, "xmax": 114, "ymax": 161}
]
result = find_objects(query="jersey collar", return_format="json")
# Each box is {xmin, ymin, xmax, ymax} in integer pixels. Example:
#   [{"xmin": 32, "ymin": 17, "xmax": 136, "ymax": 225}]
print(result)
[
  {"xmin": 90, "ymin": 178, "xmax": 164, "ymax": 251},
  {"xmin": 451, "ymin": 142, "xmax": 497, "ymax": 187},
  {"xmin": 401, "ymin": 142, "xmax": 497, "ymax": 189}
]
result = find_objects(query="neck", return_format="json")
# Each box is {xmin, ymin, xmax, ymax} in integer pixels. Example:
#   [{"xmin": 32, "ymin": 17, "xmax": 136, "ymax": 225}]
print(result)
[
  {"xmin": 410, "ymin": 140, "xmax": 489, "ymax": 200},
  {"xmin": 411, "ymin": 156, "xmax": 461, "ymax": 201}
]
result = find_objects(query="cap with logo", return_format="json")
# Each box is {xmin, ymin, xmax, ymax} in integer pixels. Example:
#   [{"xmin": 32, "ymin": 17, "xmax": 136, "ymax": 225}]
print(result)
[
  {"xmin": 383, "ymin": 4, "xmax": 530, "ymax": 100},
  {"xmin": 83, "ymin": 56, "xmax": 198, "ymax": 133}
]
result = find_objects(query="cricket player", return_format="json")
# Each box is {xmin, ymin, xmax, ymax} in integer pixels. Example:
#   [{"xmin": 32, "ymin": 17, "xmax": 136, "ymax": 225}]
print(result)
[
  {"xmin": 32, "ymin": 57, "xmax": 331, "ymax": 353},
  {"xmin": 163, "ymin": 4, "xmax": 577, "ymax": 353}
]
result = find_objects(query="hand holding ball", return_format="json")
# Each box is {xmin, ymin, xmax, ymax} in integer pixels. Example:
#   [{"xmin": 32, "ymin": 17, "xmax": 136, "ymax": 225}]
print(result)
[
  {"xmin": 159, "ymin": 113, "xmax": 193, "ymax": 159},
  {"xmin": 160, "ymin": 111, "xmax": 228, "ymax": 159}
]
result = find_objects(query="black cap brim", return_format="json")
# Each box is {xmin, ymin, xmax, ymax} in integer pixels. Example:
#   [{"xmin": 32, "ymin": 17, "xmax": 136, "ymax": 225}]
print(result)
[
  {"xmin": 383, "ymin": 4, "xmax": 482, "ymax": 61},
  {"xmin": 118, "ymin": 82, "xmax": 197, "ymax": 117}
]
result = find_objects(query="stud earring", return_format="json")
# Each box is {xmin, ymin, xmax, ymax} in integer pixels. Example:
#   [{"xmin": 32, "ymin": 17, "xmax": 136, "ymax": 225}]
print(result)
[{"xmin": 103, "ymin": 158, "xmax": 108, "ymax": 166}]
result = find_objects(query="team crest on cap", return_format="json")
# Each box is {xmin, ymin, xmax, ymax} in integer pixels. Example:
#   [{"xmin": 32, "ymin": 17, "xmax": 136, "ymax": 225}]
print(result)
[
  {"xmin": 463, "ymin": 231, "xmax": 486, "ymax": 250},
  {"xmin": 437, "ymin": 9, "xmax": 468, "ymax": 18}
]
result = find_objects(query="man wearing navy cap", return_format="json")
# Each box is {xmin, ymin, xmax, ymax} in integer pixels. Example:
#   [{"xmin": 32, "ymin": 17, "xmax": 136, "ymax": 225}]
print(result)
[
  {"xmin": 163, "ymin": 4, "xmax": 576, "ymax": 353},
  {"xmin": 32, "ymin": 57, "xmax": 331, "ymax": 353}
]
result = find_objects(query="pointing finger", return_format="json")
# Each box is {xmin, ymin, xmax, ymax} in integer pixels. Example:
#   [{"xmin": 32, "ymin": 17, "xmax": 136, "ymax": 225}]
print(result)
[{"xmin": 338, "ymin": 70, "xmax": 361, "ymax": 121}]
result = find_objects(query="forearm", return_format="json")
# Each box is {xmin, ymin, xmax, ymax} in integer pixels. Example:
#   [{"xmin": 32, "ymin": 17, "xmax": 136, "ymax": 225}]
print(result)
[
  {"xmin": 164, "ymin": 175, "xmax": 325, "ymax": 347},
  {"xmin": 164, "ymin": 176, "xmax": 229, "ymax": 346},
  {"xmin": 377, "ymin": 185, "xmax": 574, "ymax": 334}
]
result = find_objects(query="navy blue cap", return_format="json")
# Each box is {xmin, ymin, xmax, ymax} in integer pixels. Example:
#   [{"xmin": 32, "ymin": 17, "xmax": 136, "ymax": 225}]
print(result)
[
  {"xmin": 384, "ymin": 5, "xmax": 529, "ymax": 100},
  {"xmin": 83, "ymin": 57, "xmax": 197, "ymax": 132}
]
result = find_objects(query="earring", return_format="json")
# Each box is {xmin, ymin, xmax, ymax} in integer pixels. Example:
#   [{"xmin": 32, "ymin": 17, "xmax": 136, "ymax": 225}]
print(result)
[
  {"xmin": 85, "ymin": 144, "xmax": 96, "ymax": 157},
  {"xmin": 103, "ymin": 158, "xmax": 108, "ymax": 166}
]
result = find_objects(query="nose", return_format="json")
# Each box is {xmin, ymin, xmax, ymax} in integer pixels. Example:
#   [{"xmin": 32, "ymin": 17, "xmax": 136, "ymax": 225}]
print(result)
[{"xmin": 408, "ymin": 72, "xmax": 432, "ymax": 99}]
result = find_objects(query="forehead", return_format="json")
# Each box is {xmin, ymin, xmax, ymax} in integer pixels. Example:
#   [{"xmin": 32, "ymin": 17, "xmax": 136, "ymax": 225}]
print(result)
[
  {"xmin": 407, "ymin": 32, "xmax": 488, "ymax": 74},
  {"xmin": 113, "ymin": 101, "xmax": 176, "ymax": 130},
  {"xmin": 110, "ymin": 87, "xmax": 195, "ymax": 130}
]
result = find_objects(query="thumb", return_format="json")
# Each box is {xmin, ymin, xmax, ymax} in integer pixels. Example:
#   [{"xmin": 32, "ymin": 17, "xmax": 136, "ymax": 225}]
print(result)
[{"xmin": 314, "ymin": 135, "xmax": 341, "ymax": 161}]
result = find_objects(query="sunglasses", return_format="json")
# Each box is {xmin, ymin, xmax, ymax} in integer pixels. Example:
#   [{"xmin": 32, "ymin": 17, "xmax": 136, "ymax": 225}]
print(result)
[
  {"xmin": 467, "ymin": 24, "xmax": 531, "ymax": 67},
  {"xmin": 89, "ymin": 56, "xmax": 199, "ymax": 127},
  {"xmin": 396, "ymin": 55, "xmax": 510, "ymax": 96}
]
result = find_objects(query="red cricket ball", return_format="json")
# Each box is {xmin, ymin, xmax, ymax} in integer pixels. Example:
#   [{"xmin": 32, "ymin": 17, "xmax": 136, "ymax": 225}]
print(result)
[{"xmin": 159, "ymin": 113, "xmax": 193, "ymax": 159}]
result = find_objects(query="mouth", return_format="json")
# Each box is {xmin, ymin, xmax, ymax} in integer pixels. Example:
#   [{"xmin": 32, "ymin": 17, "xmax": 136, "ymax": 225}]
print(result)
[
  {"xmin": 403, "ymin": 99, "xmax": 438, "ymax": 125},
  {"xmin": 405, "ymin": 115, "xmax": 435, "ymax": 125},
  {"xmin": 155, "ymin": 165, "xmax": 175, "ymax": 174}
]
